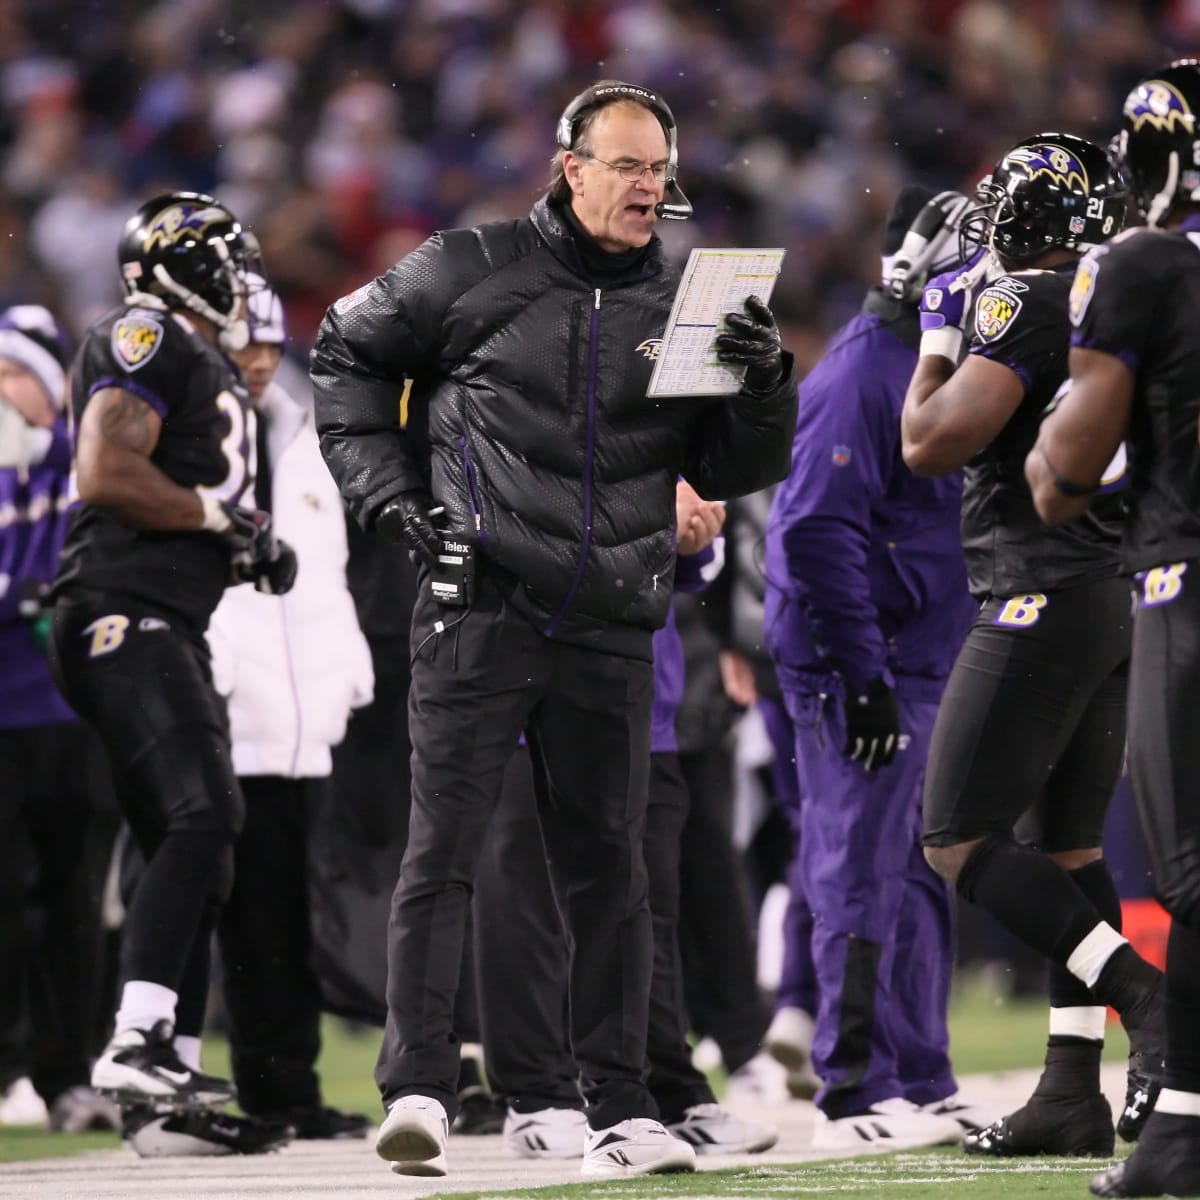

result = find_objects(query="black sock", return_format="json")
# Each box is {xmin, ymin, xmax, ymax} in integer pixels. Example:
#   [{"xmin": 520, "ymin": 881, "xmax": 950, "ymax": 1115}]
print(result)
[
  {"xmin": 1165, "ymin": 920, "xmax": 1200, "ymax": 1094},
  {"xmin": 1034, "ymin": 861, "xmax": 1119, "ymax": 1097},
  {"xmin": 1093, "ymin": 944, "xmax": 1161, "ymax": 1026},
  {"xmin": 1033, "ymin": 1039, "xmax": 1103, "ymax": 1097},
  {"xmin": 1047, "ymin": 860, "xmax": 1124, "ymax": 1011},
  {"xmin": 956, "ymin": 835, "xmax": 1105, "ymax": 965}
]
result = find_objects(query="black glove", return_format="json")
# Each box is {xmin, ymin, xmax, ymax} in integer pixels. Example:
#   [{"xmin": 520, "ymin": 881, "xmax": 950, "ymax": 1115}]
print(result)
[
  {"xmin": 714, "ymin": 294, "xmax": 784, "ymax": 392},
  {"xmin": 842, "ymin": 677, "xmax": 900, "ymax": 771},
  {"xmin": 221, "ymin": 505, "xmax": 299, "ymax": 596},
  {"xmin": 375, "ymin": 490, "xmax": 441, "ymax": 568}
]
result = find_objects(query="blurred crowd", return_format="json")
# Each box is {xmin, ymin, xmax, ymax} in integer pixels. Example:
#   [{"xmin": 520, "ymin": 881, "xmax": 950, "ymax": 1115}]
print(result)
[{"xmin": 0, "ymin": 0, "xmax": 1191, "ymax": 372}]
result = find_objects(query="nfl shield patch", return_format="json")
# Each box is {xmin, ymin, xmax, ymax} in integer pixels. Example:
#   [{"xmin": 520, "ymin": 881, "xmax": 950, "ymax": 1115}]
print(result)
[
  {"xmin": 112, "ymin": 314, "xmax": 163, "ymax": 371},
  {"xmin": 974, "ymin": 286, "xmax": 1023, "ymax": 344},
  {"xmin": 832, "ymin": 444, "xmax": 852, "ymax": 467}
]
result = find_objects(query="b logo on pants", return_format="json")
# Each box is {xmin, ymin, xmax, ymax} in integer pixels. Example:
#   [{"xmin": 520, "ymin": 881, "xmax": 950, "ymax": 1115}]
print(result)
[
  {"xmin": 993, "ymin": 594, "xmax": 1048, "ymax": 627},
  {"xmin": 83, "ymin": 614, "xmax": 130, "ymax": 658},
  {"xmin": 1140, "ymin": 563, "xmax": 1186, "ymax": 607}
]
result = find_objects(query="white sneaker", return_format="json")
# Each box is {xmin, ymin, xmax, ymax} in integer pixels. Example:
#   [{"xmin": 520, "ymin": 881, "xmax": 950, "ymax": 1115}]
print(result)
[
  {"xmin": 667, "ymin": 1102, "xmax": 778, "ymax": 1154},
  {"xmin": 811, "ymin": 1097, "xmax": 964, "ymax": 1154},
  {"xmin": 581, "ymin": 1116, "xmax": 697, "ymax": 1177},
  {"xmin": 0, "ymin": 1077, "xmax": 48, "ymax": 1126},
  {"xmin": 765, "ymin": 1007, "xmax": 821, "ymax": 1099},
  {"xmin": 724, "ymin": 1052, "xmax": 790, "ymax": 1107},
  {"xmin": 504, "ymin": 1106, "xmax": 586, "ymax": 1158},
  {"xmin": 920, "ymin": 1092, "xmax": 1002, "ymax": 1137},
  {"xmin": 376, "ymin": 1095, "xmax": 448, "ymax": 1176},
  {"xmin": 390, "ymin": 1152, "xmax": 447, "ymax": 1177}
]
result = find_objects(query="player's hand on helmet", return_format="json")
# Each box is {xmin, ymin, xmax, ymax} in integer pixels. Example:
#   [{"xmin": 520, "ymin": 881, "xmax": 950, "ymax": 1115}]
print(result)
[
  {"xmin": 842, "ymin": 677, "xmax": 901, "ymax": 771},
  {"xmin": 918, "ymin": 247, "xmax": 992, "ymax": 362},
  {"xmin": 715, "ymin": 295, "xmax": 784, "ymax": 393},
  {"xmin": 885, "ymin": 189, "xmax": 974, "ymax": 304},
  {"xmin": 375, "ymin": 489, "xmax": 441, "ymax": 568}
]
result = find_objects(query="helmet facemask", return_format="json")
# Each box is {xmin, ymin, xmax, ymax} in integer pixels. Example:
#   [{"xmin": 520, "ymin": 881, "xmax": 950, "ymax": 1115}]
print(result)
[
  {"xmin": 964, "ymin": 136, "xmax": 1127, "ymax": 267},
  {"xmin": 119, "ymin": 194, "xmax": 263, "ymax": 351}
]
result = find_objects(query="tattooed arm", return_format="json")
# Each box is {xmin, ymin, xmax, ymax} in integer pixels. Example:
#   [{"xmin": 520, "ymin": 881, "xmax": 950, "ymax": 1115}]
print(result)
[{"xmin": 75, "ymin": 388, "xmax": 209, "ymax": 530}]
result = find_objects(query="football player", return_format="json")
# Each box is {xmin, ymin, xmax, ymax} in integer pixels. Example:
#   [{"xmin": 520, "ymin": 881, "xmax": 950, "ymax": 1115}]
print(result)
[
  {"xmin": 46, "ymin": 192, "xmax": 296, "ymax": 1156},
  {"xmin": 902, "ymin": 133, "xmax": 1163, "ymax": 1159},
  {"xmin": 1027, "ymin": 60, "xmax": 1200, "ymax": 1198}
]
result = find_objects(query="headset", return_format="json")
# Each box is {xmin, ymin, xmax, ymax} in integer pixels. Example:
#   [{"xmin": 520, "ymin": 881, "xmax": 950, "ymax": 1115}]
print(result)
[{"xmin": 556, "ymin": 81, "xmax": 693, "ymax": 221}]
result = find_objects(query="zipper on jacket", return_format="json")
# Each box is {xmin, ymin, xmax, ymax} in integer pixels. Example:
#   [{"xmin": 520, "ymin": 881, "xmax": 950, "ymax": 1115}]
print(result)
[
  {"xmin": 459, "ymin": 435, "xmax": 487, "ymax": 540},
  {"xmin": 546, "ymin": 289, "xmax": 601, "ymax": 636}
]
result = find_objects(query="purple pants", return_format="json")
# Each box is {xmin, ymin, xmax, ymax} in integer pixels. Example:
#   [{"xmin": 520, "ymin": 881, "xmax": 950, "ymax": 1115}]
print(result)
[
  {"xmin": 758, "ymin": 693, "xmax": 818, "ymax": 1016},
  {"xmin": 782, "ymin": 685, "xmax": 956, "ymax": 1117}
]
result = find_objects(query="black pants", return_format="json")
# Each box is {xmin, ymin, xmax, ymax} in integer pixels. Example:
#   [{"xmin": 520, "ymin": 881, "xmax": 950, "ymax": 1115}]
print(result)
[
  {"xmin": 923, "ymin": 577, "xmax": 1131, "ymax": 850},
  {"xmin": 377, "ymin": 575, "xmax": 656, "ymax": 1130},
  {"xmin": 677, "ymin": 741, "xmax": 770, "ymax": 1074},
  {"xmin": 217, "ymin": 776, "xmax": 325, "ymax": 1115},
  {"xmin": 0, "ymin": 722, "xmax": 118, "ymax": 1103},
  {"xmin": 1128, "ymin": 565, "xmax": 1200, "ymax": 928},
  {"xmin": 48, "ymin": 591, "xmax": 243, "ymax": 1029},
  {"xmin": 475, "ymin": 746, "xmax": 714, "ymax": 1124}
]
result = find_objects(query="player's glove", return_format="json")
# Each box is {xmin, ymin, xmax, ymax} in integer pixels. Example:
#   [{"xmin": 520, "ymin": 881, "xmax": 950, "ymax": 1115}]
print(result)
[
  {"xmin": 375, "ymin": 490, "xmax": 441, "ymax": 568},
  {"xmin": 842, "ymin": 677, "xmax": 901, "ymax": 771},
  {"xmin": 918, "ymin": 248, "xmax": 992, "ymax": 363},
  {"xmin": 226, "ymin": 506, "xmax": 298, "ymax": 595},
  {"xmin": 199, "ymin": 497, "xmax": 298, "ymax": 595},
  {"xmin": 714, "ymin": 294, "xmax": 784, "ymax": 393}
]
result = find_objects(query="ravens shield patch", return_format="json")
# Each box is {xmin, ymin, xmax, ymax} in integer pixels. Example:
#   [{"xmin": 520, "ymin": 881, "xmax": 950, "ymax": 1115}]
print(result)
[
  {"xmin": 974, "ymin": 286, "xmax": 1023, "ymax": 344},
  {"xmin": 112, "ymin": 314, "xmax": 163, "ymax": 370}
]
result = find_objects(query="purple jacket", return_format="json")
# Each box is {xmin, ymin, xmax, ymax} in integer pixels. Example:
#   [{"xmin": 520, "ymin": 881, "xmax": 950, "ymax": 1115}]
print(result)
[
  {"xmin": 764, "ymin": 298, "xmax": 974, "ymax": 702},
  {"xmin": 1, "ymin": 419, "xmax": 76, "ymax": 727},
  {"xmin": 651, "ymin": 541, "xmax": 720, "ymax": 754}
]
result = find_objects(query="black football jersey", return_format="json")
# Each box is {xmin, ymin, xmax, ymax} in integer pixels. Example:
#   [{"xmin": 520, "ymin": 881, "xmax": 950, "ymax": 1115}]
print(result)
[
  {"xmin": 52, "ymin": 304, "xmax": 255, "ymax": 629},
  {"xmin": 959, "ymin": 263, "xmax": 1123, "ymax": 598},
  {"xmin": 1070, "ymin": 227, "xmax": 1200, "ymax": 573}
]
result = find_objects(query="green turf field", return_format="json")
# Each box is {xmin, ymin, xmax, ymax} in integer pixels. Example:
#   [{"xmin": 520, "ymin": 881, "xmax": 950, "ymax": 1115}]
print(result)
[
  {"xmin": 423, "ymin": 1153, "xmax": 1127, "ymax": 1200},
  {"xmin": 0, "ymin": 971, "xmax": 1129, "ymax": 1172}
]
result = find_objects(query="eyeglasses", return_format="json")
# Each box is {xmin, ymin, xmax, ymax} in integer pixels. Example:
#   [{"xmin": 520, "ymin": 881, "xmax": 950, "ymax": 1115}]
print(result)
[{"xmin": 581, "ymin": 154, "xmax": 674, "ymax": 184}]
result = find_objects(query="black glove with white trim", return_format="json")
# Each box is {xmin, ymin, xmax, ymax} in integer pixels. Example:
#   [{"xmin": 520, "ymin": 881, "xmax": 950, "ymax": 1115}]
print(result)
[{"xmin": 842, "ymin": 677, "xmax": 900, "ymax": 771}]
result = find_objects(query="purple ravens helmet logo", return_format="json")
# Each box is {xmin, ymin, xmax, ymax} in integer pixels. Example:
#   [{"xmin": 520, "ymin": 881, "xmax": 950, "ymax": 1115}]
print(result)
[
  {"xmin": 1124, "ymin": 80, "xmax": 1195, "ymax": 134},
  {"xmin": 1006, "ymin": 144, "xmax": 1089, "ymax": 193},
  {"xmin": 142, "ymin": 203, "xmax": 229, "ymax": 252}
]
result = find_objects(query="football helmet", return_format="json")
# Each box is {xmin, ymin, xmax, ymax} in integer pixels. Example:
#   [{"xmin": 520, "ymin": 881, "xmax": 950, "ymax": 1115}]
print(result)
[
  {"xmin": 960, "ymin": 133, "xmax": 1127, "ymax": 265},
  {"xmin": 1118, "ymin": 59, "xmax": 1200, "ymax": 227},
  {"xmin": 118, "ymin": 192, "xmax": 263, "ymax": 350}
]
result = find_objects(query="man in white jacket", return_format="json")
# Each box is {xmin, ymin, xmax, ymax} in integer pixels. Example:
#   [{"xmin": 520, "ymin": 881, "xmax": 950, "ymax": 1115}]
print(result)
[{"xmin": 208, "ymin": 279, "xmax": 375, "ymax": 1141}]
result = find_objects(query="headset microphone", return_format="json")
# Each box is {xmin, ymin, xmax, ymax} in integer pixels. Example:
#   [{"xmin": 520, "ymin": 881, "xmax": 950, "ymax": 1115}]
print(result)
[
  {"xmin": 655, "ymin": 180, "xmax": 693, "ymax": 221},
  {"xmin": 559, "ymin": 81, "xmax": 692, "ymax": 223}
]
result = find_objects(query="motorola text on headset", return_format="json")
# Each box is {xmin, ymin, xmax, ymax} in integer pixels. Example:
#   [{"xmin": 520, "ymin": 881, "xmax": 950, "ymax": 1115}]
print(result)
[{"xmin": 556, "ymin": 82, "xmax": 693, "ymax": 221}]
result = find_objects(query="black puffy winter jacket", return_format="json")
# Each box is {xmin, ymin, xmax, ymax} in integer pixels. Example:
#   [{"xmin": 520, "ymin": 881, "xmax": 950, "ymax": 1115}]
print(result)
[{"xmin": 311, "ymin": 196, "xmax": 797, "ymax": 654}]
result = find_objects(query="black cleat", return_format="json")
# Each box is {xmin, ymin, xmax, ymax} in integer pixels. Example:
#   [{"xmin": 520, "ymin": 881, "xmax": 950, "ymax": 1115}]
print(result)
[
  {"xmin": 451, "ymin": 1086, "xmax": 506, "ymax": 1135},
  {"xmin": 1091, "ymin": 1112, "xmax": 1200, "ymax": 1196},
  {"xmin": 1118, "ymin": 1049, "xmax": 1163, "ymax": 1143},
  {"xmin": 258, "ymin": 1105, "xmax": 371, "ymax": 1140},
  {"xmin": 91, "ymin": 1020, "xmax": 235, "ymax": 1110},
  {"xmin": 123, "ymin": 1106, "xmax": 294, "ymax": 1157},
  {"xmin": 964, "ymin": 1092, "xmax": 1114, "ymax": 1158},
  {"xmin": 1119, "ymin": 976, "xmax": 1164, "ymax": 1143}
]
